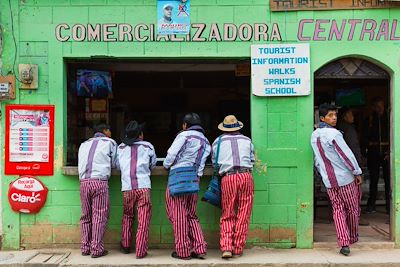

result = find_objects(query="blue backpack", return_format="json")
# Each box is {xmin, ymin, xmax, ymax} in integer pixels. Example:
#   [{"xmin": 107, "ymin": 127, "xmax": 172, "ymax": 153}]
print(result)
[
  {"xmin": 202, "ymin": 136, "xmax": 222, "ymax": 208},
  {"xmin": 168, "ymin": 139, "xmax": 206, "ymax": 197}
]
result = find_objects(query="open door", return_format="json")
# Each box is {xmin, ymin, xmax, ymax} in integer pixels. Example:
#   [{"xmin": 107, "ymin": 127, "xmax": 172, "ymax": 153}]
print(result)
[{"xmin": 313, "ymin": 57, "xmax": 392, "ymax": 244}]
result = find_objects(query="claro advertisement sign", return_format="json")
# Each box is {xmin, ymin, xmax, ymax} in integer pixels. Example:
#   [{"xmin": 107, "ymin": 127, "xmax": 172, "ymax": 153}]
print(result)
[{"xmin": 8, "ymin": 176, "xmax": 48, "ymax": 214}]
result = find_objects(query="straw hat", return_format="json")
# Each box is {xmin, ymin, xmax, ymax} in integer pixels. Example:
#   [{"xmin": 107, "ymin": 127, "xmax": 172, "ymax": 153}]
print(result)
[{"xmin": 218, "ymin": 115, "xmax": 243, "ymax": 132}]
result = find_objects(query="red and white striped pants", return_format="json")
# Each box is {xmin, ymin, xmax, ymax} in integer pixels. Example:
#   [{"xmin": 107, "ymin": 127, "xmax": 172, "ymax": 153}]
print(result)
[
  {"xmin": 121, "ymin": 188, "xmax": 152, "ymax": 258},
  {"xmin": 220, "ymin": 172, "xmax": 254, "ymax": 254},
  {"xmin": 166, "ymin": 189, "xmax": 207, "ymax": 258},
  {"xmin": 80, "ymin": 180, "xmax": 109, "ymax": 256},
  {"xmin": 326, "ymin": 181, "xmax": 360, "ymax": 247}
]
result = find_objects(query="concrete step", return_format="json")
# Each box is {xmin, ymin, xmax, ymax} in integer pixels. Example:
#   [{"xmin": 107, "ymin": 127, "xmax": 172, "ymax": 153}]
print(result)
[{"xmin": 2, "ymin": 248, "xmax": 400, "ymax": 266}]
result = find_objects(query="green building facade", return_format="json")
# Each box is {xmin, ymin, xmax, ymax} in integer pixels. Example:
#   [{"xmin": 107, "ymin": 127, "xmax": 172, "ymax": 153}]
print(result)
[{"xmin": 0, "ymin": 0, "xmax": 399, "ymax": 250}]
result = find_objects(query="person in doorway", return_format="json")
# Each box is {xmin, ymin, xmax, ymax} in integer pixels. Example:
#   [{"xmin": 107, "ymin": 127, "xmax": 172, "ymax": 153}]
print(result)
[
  {"xmin": 362, "ymin": 97, "xmax": 390, "ymax": 214},
  {"xmin": 212, "ymin": 115, "xmax": 255, "ymax": 259},
  {"xmin": 117, "ymin": 121, "xmax": 156, "ymax": 259},
  {"xmin": 311, "ymin": 103, "xmax": 363, "ymax": 256},
  {"xmin": 163, "ymin": 113, "xmax": 210, "ymax": 260},
  {"xmin": 159, "ymin": 4, "xmax": 174, "ymax": 24},
  {"xmin": 337, "ymin": 107, "xmax": 369, "ymax": 226},
  {"xmin": 337, "ymin": 108, "xmax": 362, "ymax": 165},
  {"xmin": 78, "ymin": 123, "xmax": 117, "ymax": 258}
]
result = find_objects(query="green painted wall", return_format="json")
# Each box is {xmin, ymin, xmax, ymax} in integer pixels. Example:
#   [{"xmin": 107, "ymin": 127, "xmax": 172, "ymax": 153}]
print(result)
[{"xmin": 0, "ymin": 0, "xmax": 399, "ymax": 250}]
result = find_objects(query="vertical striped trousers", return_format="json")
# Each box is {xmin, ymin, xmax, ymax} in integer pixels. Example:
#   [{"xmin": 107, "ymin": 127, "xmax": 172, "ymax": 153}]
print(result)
[
  {"xmin": 326, "ymin": 181, "xmax": 360, "ymax": 247},
  {"xmin": 121, "ymin": 188, "xmax": 152, "ymax": 258},
  {"xmin": 80, "ymin": 180, "xmax": 109, "ymax": 256},
  {"xmin": 220, "ymin": 172, "xmax": 254, "ymax": 255},
  {"xmin": 166, "ymin": 188, "xmax": 207, "ymax": 258}
]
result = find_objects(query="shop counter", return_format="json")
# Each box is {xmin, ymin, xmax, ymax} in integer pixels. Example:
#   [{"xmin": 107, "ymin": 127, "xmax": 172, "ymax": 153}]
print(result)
[{"xmin": 62, "ymin": 166, "xmax": 214, "ymax": 176}]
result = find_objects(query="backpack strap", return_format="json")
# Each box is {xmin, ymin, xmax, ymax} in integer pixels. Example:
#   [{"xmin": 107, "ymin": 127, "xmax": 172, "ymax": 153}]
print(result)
[
  {"xmin": 213, "ymin": 136, "xmax": 222, "ymax": 173},
  {"xmin": 194, "ymin": 138, "xmax": 206, "ymax": 168}
]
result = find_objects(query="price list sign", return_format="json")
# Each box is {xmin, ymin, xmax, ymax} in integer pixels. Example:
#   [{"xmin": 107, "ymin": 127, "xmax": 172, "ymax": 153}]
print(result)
[{"xmin": 5, "ymin": 105, "xmax": 55, "ymax": 175}]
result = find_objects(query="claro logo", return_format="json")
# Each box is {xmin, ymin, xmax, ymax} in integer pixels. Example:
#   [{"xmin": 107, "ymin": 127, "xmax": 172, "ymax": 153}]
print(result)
[
  {"xmin": 11, "ymin": 192, "xmax": 41, "ymax": 203},
  {"xmin": 8, "ymin": 176, "xmax": 48, "ymax": 214}
]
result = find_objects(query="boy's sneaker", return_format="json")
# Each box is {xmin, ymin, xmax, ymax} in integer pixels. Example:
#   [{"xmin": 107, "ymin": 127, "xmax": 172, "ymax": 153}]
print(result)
[{"xmin": 221, "ymin": 251, "xmax": 232, "ymax": 258}]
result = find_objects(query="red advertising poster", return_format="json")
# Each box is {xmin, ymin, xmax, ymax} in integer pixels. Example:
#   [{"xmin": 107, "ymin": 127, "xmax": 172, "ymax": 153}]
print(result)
[
  {"xmin": 5, "ymin": 105, "xmax": 55, "ymax": 175},
  {"xmin": 8, "ymin": 175, "xmax": 48, "ymax": 214}
]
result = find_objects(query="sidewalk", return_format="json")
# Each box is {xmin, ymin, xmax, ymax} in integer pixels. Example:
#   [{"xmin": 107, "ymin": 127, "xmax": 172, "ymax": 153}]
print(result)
[{"xmin": 1, "ymin": 247, "xmax": 400, "ymax": 267}]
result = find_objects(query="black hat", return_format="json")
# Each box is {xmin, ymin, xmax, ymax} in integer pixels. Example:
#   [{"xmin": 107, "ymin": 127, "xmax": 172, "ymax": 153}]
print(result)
[{"xmin": 122, "ymin": 121, "xmax": 145, "ymax": 145}]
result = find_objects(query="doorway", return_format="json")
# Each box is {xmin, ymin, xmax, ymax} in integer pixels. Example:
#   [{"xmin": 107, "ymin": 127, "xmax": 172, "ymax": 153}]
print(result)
[{"xmin": 313, "ymin": 57, "xmax": 392, "ymax": 244}]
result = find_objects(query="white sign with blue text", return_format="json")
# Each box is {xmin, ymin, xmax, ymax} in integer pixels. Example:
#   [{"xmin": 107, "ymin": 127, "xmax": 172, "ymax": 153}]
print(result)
[{"xmin": 251, "ymin": 43, "xmax": 310, "ymax": 97}]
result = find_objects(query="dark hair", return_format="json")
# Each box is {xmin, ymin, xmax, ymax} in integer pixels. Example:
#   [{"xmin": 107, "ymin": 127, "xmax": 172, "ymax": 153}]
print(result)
[
  {"xmin": 94, "ymin": 123, "xmax": 110, "ymax": 133},
  {"xmin": 319, "ymin": 103, "xmax": 337, "ymax": 118},
  {"xmin": 183, "ymin": 112, "xmax": 202, "ymax": 127},
  {"xmin": 338, "ymin": 107, "xmax": 352, "ymax": 119}
]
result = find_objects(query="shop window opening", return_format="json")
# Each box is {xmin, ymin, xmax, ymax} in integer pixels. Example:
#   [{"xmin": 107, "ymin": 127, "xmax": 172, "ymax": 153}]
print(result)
[
  {"xmin": 313, "ymin": 57, "xmax": 392, "ymax": 243},
  {"xmin": 66, "ymin": 60, "xmax": 251, "ymax": 166}
]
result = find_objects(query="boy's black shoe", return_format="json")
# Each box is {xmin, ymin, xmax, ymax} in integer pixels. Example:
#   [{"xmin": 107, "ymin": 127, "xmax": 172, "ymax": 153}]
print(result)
[
  {"xmin": 190, "ymin": 252, "xmax": 206, "ymax": 259},
  {"xmin": 171, "ymin": 251, "xmax": 191, "ymax": 260},
  {"xmin": 119, "ymin": 243, "xmax": 130, "ymax": 254},
  {"xmin": 136, "ymin": 252, "xmax": 147, "ymax": 259},
  {"xmin": 81, "ymin": 252, "xmax": 90, "ymax": 256},
  {"xmin": 340, "ymin": 246, "xmax": 350, "ymax": 256},
  {"xmin": 91, "ymin": 250, "xmax": 108, "ymax": 258}
]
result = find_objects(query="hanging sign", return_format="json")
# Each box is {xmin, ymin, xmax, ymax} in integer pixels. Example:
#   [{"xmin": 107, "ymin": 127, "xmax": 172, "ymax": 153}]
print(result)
[
  {"xmin": 8, "ymin": 176, "xmax": 48, "ymax": 214},
  {"xmin": 251, "ymin": 43, "xmax": 310, "ymax": 97},
  {"xmin": 270, "ymin": 0, "xmax": 400, "ymax": 11},
  {"xmin": 157, "ymin": 0, "xmax": 190, "ymax": 35},
  {"xmin": 5, "ymin": 105, "xmax": 55, "ymax": 175}
]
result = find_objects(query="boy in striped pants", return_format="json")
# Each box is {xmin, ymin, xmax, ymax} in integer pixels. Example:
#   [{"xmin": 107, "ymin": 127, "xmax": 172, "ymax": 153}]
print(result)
[
  {"xmin": 117, "ymin": 120, "xmax": 157, "ymax": 259},
  {"xmin": 311, "ymin": 103, "xmax": 363, "ymax": 256},
  {"xmin": 164, "ymin": 113, "xmax": 210, "ymax": 260},
  {"xmin": 78, "ymin": 124, "xmax": 117, "ymax": 258},
  {"xmin": 212, "ymin": 115, "xmax": 255, "ymax": 259}
]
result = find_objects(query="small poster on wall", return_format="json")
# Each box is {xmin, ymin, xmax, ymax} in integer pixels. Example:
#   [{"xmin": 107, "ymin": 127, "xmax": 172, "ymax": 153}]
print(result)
[
  {"xmin": 5, "ymin": 105, "xmax": 55, "ymax": 175},
  {"xmin": 157, "ymin": 0, "xmax": 190, "ymax": 35}
]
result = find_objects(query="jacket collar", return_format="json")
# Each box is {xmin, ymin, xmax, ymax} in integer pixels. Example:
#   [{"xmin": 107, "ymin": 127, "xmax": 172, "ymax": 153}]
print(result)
[
  {"xmin": 187, "ymin": 125, "xmax": 205, "ymax": 133},
  {"xmin": 319, "ymin": 122, "xmax": 335, "ymax": 129},
  {"xmin": 94, "ymin": 132, "xmax": 107, "ymax": 138}
]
